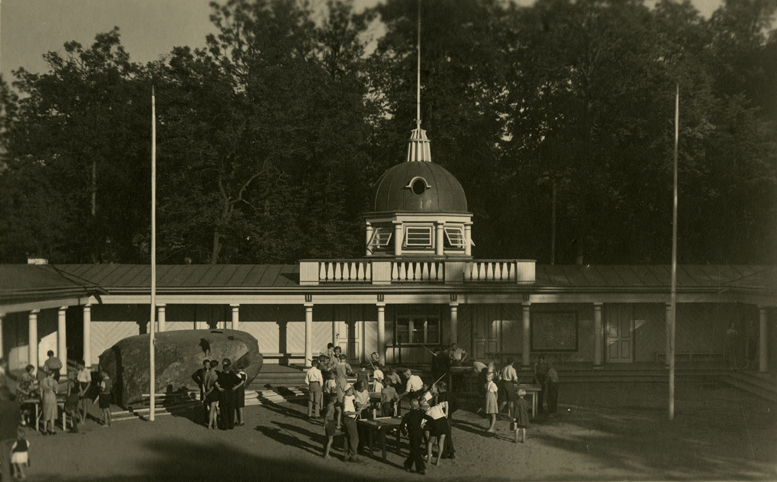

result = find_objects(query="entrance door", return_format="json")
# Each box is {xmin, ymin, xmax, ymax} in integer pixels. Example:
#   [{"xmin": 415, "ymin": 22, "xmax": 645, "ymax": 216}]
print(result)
[
  {"xmin": 606, "ymin": 304, "xmax": 634, "ymax": 363},
  {"xmin": 333, "ymin": 320, "xmax": 361, "ymax": 362},
  {"xmin": 473, "ymin": 307, "xmax": 499, "ymax": 359}
]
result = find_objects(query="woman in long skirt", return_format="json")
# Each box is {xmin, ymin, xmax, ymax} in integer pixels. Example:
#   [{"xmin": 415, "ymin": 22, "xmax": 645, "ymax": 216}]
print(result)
[{"xmin": 40, "ymin": 370, "xmax": 58, "ymax": 435}]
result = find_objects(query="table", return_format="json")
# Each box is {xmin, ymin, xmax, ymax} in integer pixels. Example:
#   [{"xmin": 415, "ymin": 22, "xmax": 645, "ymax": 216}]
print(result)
[
  {"xmin": 516, "ymin": 384, "xmax": 541, "ymax": 417},
  {"xmin": 22, "ymin": 396, "xmax": 69, "ymax": 431},
  {"xmin": 357, "ymin": 417, "xmax": 403, "ymax": 462}
]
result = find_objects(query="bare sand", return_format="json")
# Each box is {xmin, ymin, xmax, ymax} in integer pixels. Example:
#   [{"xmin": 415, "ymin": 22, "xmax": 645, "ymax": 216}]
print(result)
[{"xmin": 13, "ymin": 381, "xmax": 777, "ymax": 481}]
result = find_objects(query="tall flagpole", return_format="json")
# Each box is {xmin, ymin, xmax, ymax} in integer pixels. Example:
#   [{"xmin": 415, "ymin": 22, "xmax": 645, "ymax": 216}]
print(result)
[
  {"xmin": 669, "ymin": 84, "xmax": 679, "ymax": 421},
  {"xmin": 416, "ymin": 0, "xmax": 421, "ymax": 130},
  {"xmin": 149, "ymin": 86, "xmax": 157, "ymax": 421}
]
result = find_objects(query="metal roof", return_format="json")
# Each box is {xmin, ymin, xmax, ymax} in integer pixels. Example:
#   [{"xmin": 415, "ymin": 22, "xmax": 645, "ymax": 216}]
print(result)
[
  {"xmin": 0, "ymin": 264, "xmax": 106, "ymax": 306},
  {"xmin": 372, "ymin": 161, "xmax": 468, "ymax": 213}
]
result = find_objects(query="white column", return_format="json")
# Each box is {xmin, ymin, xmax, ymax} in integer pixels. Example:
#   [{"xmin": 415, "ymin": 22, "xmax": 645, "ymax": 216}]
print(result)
[
  {"xmin": 464, "ymin": 223, "xmax": 472, "ymax": 257},
  {"xmin": 393, "ymin": 222, "xmax": 403, "ymax": 256},
  {"xmin": 436, "ymin": 223, "xmax": 445, "ymax": 256},
  {"xmin": 157, "ymin": 305, "xmax": 166, "ymax": 333},
  {"xmin": 759, "ymin": 307, "xmax": 768, "ymax": 372},
  {"xmin": 594, "ymin": 303, "xmax": 603, "ymax": 368},
  {"xmin": 665, "ymin": 303, "xmax": 671, "ymax": 367},
  {"xmin": 377, "ymin": 303, "xmax": 386, "ymax": 365},
  {"xmin": 231, "ymin": 304, "xmax": 240, "ymax": 331},
  {"xmin": 522, "ymin": 303, "xmax": 531, "ymax": 367},
  {"xmin": 58, "ymin": 307, "xmax": 68, "ymax": 376},
  {"xmin": 305, "ymin": 303, "xmax": 313, "ymax": 368},
  {"xmin": 29, "ymin": 310, "xmax": 39, "ymax": 370},
  {"xmin": 83, "ymin": 304, "xmax": 92, "ymax": 369},
  {"xmin": 449, "ymin": 302, "xmax": 459, "ymax": 345},
  {"xmin": 365, "ymin": 222, "xmax": 374, "ymax": 256}
]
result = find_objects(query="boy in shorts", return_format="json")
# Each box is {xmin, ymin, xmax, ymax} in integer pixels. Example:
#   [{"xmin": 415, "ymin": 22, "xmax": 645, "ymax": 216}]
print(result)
[
  {"xmin": 323, "ymin": 398, "xmax": 337, "ymax": 458},
  {"xmin": 512, "ymin": 388, "xmax": 530, "ymax": 443}
]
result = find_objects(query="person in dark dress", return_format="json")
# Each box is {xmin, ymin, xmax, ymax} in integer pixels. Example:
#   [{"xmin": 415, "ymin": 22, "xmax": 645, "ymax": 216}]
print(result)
[
  {"xmin": 215, "ymin": 358, "xmax": 240, "ymax": 430},
  {"xmin": 534, "ymin": 355, "xmax": 549, "ymax": 414},
  {"xmin": 235, "ymin": 367, "xmax": 247, "ymax": 426}
]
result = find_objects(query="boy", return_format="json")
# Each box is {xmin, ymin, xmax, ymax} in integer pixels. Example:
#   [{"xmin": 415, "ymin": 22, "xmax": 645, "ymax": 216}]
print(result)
[
  {"xmin": 341, "ymin": 384, "xmax": 360, "ymax": 462},
  {"xmin": 381, "ymin": 381, "xmax": 400, "ymax": 417},
  {"xmin": 76, "ymin": 361, "xmax": 91, "ymax": 426},
  {"xmin": 65, "ymin": 371, "xmax": 81, "ymax": 432},
  {"xmin": 513, "ymin": 388, "xmax": 530, "ymax": 443},
  {"xmin": 93, "ymin": 371, "xmax": 112, "ymax": 427},
  {"xmin": 400, "ymin": 398, "xmax": 434, "ymax": 474},
  {"xmin": 43, "ymin": 350, "xmax": 63, "ymax": 381},
  {"xmin": 372, "ymin": 364, "xmax": 384, "ymax": 393},
  {"xmin": 322, "ymin": 398, "xmax": 337, "ymax": 458},
  {"xmin": 305, "ymin": 359, "xmax": 324, "ymax": 419}
]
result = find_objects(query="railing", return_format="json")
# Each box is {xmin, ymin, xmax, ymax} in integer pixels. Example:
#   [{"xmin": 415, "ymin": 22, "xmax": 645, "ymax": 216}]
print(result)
[{"xmin": 300, "ymin": 258, "xmax": 535, "ymax": 286}]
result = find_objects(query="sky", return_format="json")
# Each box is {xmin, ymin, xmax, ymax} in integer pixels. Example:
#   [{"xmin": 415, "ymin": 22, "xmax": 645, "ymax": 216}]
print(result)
[{"xmin": 1, "ymin": 0, "xmax": 726, "ymax": 82}]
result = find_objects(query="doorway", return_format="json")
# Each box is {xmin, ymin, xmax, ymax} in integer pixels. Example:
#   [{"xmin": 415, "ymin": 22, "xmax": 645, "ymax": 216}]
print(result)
[{"xmin": 606, "ymin": 304, "xmax": 634, "ymax": 363}]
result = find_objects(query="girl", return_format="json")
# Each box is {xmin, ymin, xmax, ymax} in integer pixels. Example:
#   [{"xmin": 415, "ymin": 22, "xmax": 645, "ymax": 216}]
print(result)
[
  {"xmin": 235, "ymin": 366, "xmax": 247, "ymax": 426},
  {"xmin": 93, "ymin": 371, "xmax": 112, "ymax": 426},
  {"xmin": 425, "ymin": 384, "xmax": 448, "ymax": 466},
  {"xmin": 485, "ymin": 372, "xmax": 498, "ymax": 433},
  {"xmin": 65, "ymin": 372, "xmax": 81, "ymax": 432},
  {"xmin": 513, "ymin": 388, "xmax": 530, "ymax": 443},
  {"xmin": 204, "ymin": 360, "xmax": 220, "ymax": 429},
  {"xmin": 11, "ymin": 427, "xmax": 30, "ymax": 480},
  {"xmin": 40, "ymin": 370, "xmax": 58, "ymax": 435}
]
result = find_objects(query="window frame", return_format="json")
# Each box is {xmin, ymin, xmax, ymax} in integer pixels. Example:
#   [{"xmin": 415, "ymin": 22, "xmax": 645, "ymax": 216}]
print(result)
[
  {"xmin": 443, "ymin": 226, "xmax": 465, "ymax": 249},
  {"xmin": 368, "ymin": 227, "xmax": 392, "ymax": 248},
  {"xmin": 404, "ymin": 225, "xmax": 434, "ymax": 248},
  {"xmin": 395, "ymin": 316, "xmax": 441, "ymax": 345}
]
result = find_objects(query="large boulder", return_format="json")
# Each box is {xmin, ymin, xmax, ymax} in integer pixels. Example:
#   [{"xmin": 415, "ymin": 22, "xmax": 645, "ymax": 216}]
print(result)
[{"xmin": 98, "ymin": 329, "xmax": 263, "ymax": 406}]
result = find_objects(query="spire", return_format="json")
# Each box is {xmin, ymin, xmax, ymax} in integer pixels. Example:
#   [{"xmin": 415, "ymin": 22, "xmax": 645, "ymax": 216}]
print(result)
[{"xmin": 406, "ymin": 0, "xmax": 432, "ymax": 163}]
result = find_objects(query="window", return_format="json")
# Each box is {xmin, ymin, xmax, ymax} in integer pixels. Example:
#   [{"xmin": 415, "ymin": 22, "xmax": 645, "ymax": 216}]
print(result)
[
  {"xmin": 405, "ymin": 226, "xmax": 433, "ymax": 247},
  {"xmin": 368, "ymin": 228, "xmax": 392, "ymax": 249},
  {"xmin": 406, "ymin": 176, "xmax": 431, "ymax": 195},
  {"xmin": 444, "ymin": 226, "xmax": 465, "ymax": 249},
  {"xmin": 395, "ymin": 316, "xmax": 440, "ymax": 345}
]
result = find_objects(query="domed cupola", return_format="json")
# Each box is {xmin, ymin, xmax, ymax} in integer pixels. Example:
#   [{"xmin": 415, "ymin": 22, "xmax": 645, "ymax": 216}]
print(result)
[{"xmin": 364, "ymin": 128, "xmax": 473, "ymax": 258}]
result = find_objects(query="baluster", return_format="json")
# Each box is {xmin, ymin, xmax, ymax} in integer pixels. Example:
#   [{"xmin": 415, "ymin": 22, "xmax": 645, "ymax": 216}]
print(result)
[
  {"xmin": 392, "ymin": 262, "xmax": 399, "ymax": 280},
  {"xmin": 400, "ymin": 262, "xmax": 408, "ymax": 281},
  {"xmin": 508, "ymin": 262, "xmax": 515, "ymax": 281},
  {"xmin": 326, "ymin": 263, "xmax": 333, "ymax": 281},
  {"xmin": 485, "ymin": 262, "xmax": 492, "ymax": 280},
  {"xmin": 333, "ymin": 262, "xmax": 341, "ymax": 281},
  {"xmin": 365, "ymin": 262, "xmax": 372, "ymax": 281},
  {"xmin": 357, "ymin": 263, "xmax": 364, "ymax": 281},
  {"xmin": 494, "ymin": 263, "xmax": 502, "ymax": 280},
  {"xmin": 319, "ymin": 263, "xmax": 326, "ymax": 282},
  {"xmin": 430, "ymin": 262, "xmax": 437, "ymax": 280}
]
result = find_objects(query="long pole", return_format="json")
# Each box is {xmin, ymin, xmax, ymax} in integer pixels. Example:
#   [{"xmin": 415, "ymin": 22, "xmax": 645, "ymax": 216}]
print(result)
[
  {"xmin": 416, "ymin": 0, "xmax": 421, "ymax": 130},
  {"xmin": 669, "ymin": 84, "xmax": 679, "ymax": 421},
  {"xmin": 149, "ymin": 86, "xmax": 157, "ymax": 421}
]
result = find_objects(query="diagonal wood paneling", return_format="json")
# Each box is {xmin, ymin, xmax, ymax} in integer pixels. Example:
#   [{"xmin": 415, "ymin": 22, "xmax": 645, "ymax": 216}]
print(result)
[{"xmin": 91, "ymin": 321, "xmax": 139, "ymax": 366}]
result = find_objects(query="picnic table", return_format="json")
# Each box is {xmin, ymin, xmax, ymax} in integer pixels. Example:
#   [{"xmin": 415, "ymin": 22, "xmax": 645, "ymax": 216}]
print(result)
[
  {"xmin": 357, "ymin": 417, "xmax": 403, "ymax": 462},
  {"xmin": 22, "ymin": 395, "xmax": 70, "ymax": 431}
]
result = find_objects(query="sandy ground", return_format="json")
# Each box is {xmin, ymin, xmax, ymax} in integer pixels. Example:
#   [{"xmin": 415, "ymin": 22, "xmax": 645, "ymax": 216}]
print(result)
[{"xmin": 8, "ymin": 381, "xmax": 777, "ymax": 482}]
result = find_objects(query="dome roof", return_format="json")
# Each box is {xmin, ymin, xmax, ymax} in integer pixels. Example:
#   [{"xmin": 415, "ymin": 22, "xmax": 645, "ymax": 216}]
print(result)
[{"xmin": 373, "ymin": 161, "xmax": 468, "ymax": 213}]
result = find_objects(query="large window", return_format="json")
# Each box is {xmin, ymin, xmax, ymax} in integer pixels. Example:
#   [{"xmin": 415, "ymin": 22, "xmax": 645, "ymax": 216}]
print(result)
[{"xmin": 396, "ymin": 316, "xmax": 440, "ymax": 345}]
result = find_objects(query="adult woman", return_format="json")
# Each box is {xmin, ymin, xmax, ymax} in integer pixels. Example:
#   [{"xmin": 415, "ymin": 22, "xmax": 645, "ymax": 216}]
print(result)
[
  {"xmin": 215, "ymin": 358, "xmax": 240, "ymax": 430},
  {"xmin": 40, "ymin": 370, "xmax": 58, "ymax": 435}
]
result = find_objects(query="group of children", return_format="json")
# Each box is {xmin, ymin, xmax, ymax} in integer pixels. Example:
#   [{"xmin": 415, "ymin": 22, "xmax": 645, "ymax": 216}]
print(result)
[
  {"xmin": 476, "ymin": 357, "xmax": 532, "ymax": 442},
  {"xmin": 304, "ymin": 345, "xmax": 460, "ymax": 474}
]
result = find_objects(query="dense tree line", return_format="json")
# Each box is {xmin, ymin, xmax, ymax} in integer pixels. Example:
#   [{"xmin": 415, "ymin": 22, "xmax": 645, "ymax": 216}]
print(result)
[{"xmin": 1, "ymin": 0, "xmax": 775, "ymax": 265}]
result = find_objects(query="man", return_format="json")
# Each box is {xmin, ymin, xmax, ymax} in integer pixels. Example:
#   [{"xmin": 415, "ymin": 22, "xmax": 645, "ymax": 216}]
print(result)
[
  {"xmin": 449, "ymin": 343, "xmax": 468, "ymax": 366},
  {"xmin": 547, "ymin": 363, "xmax": 559, "ymax": 415},
  {"xmin": 215, "ymin": 358, "xmax": 240, "ymax": 430},
  {"xmin": 499, "ymin": 357, "xmax": 519, "ymax": 419},
  {"xmin": 402, "ymin": 369, "xmax": 424, "ymax": 408},
  {"xmin": 76, "ymin": 360, "xmax": 91, "ymax": 425},
  {"xmin": 43, "ymin": 350, "xmax": 63, "ymax": 381},
  {"xmin": 305, "ymin": 359, "xmax": 324, "ymax": 419},
  {"xmin": 534, "ymin": 355, "xmax": 550, "ymax": 414}
]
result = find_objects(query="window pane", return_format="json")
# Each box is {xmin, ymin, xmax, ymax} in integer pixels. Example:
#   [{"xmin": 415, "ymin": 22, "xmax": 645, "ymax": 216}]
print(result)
[
  {"xmin": 405, "ymin": 226, "xmax": 432, "ymax": 247},
  {"xmin": 411, "ymin": 318, "xmax": 424, "ymax": 343},
  {"xmin": 396, "ymin": 318, "xmax": 410, "ymax": 344},
  {"xmin": 444, "ymin": 226, "xmax": 464, "ymax": 248},
  {"xmin": 426, "ymin": 318, "xmax": 440, "ymax": 344}
]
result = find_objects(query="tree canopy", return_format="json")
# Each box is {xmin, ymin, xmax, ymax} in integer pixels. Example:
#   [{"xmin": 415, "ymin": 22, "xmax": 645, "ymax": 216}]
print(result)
[{"xmin": 2, "ymin": 0, "xmax": 775, "ymax": 265}]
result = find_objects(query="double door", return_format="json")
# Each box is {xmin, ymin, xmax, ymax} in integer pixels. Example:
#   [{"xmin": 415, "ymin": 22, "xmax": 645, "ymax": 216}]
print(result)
[{"xmin": 606, "ymin": 304, "xmax": 634, "ymax": 363}]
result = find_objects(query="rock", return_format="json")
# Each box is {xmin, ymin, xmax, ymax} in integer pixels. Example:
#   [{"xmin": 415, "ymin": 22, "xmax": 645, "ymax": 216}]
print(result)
[{"xmin": 98, "ymin": 329, "xmax": 263, "ymax": 406}]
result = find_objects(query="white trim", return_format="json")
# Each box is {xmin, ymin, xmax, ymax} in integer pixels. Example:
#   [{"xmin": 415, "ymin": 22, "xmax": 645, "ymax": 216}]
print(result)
[{"xmin": 404, "ymin": 225, "xmax": 433, "ymax": 248}]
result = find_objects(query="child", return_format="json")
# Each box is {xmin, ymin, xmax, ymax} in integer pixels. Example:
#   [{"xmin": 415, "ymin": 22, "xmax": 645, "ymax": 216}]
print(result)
[
  {"xmin": 341, "ymin": 385, "xmax": 360, "ymax": 462},
  {"xmin": 485, "ymin": 372, "xmax": 498, "ymax": 433},
  {"xmin": 513, "ymin": 388, "xmax": 530, "ymax": 443},
  {"xmin": 356, "ymin": 363, "xmax": 371, "ymax": 389},
  {"xmin": 65, "ymin": 372, "xmax": 81, "ymax": 432},
  {"xmin": 305, "ymin": 360, "xmax": 324, "ymax": 419},
  {"xmin": 322, "ymin": 398, "xmax": 337, "ymax": 458},
  {"xmin": 11, "ymin": 427, "xmax": 30, "ymax": 480},
  {"xmin": 93, "ymin": 371, "xmax": 112, "ymax": 427},
  {"xmin": 436, "ymin": 381, "xmax": 456, "ymax": 459},
  {"xmin": 381, "ymin": 381, "xmax": 399, "ymax": 417},
  {"xmin": 372, "ymin": 364, "xmax": 384, "ymax": 393},
  {"xmin": 424, "ymin": 386, "xmax": 448, "ymax": 466},
  {"xmin": 76, "ymin": 360, "xmax": 91, "ymax": 426},
  {"xmin": 400, "ymin": 398, "xmax": 434, "ymax": 475}
]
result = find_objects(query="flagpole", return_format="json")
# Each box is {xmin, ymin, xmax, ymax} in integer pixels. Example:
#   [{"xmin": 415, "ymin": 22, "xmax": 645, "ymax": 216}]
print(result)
[
  {"xmin": 669, "ymin": 84, "xmax": 679, "ymax": 421},
  {"xmin": 149, "ymin": 86, "xmax": 157, "ymax": 422}
]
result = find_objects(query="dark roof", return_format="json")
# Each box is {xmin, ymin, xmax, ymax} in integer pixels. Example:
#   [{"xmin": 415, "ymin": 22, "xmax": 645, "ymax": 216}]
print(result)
[
  {"xmin": 56, "ymin": 264, "xmax": 300, "ymax": 291},
  {"xmin": 0, "ymin": 264, "xmax": 106, "ymax": 306},
  {"xmin": 372, "ymin": 162, "xmax": 468, "ymax": 213}
]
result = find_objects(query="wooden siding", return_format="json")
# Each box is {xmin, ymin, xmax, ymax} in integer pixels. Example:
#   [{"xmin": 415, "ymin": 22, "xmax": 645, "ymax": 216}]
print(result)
[{"xmin": 92, "ymin": 321, "xmax": 140, "ymax": 366}]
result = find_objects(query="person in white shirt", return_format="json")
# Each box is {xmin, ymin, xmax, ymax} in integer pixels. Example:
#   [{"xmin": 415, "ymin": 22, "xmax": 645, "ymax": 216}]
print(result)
[
  {"xmin": 341, "ymin": 384, "xmax": 360, "ymax": 462},
  {"xmin": 305, "ymin": 360, "xmax": 324, "ymax": 419},
  {"xmin": 372, "ymin": 366, "xmax": 384, "ymax": 393},
  {"xmin": 401, "ymin": 369, "xmax": 424, "ymax": 409},
  {"xmin": 499, "ymin": 358, "xmax": 519, "ymax": 419},
  {"xmin": 449, "ymin": 343, "xmax": 468, "ymax": 366}
]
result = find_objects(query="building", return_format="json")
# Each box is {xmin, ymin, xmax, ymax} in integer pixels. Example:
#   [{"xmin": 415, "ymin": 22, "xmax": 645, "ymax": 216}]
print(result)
[{"xmin": 1, "ymin": 128, "xmax": 775, "ymax": 376}]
